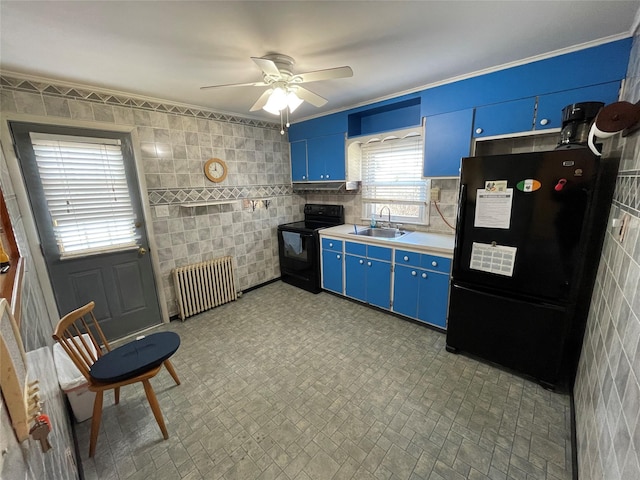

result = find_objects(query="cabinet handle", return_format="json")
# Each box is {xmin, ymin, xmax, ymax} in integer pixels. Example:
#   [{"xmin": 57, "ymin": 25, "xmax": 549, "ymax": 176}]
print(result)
[
  {"xmin": 326, "ymin": 174, "xmax": 330, "ymax": 179},
  {"xmin": 539, "ymin": 118, "xmax": 549, "ymax": 126},
  {"xmin": 403, "ymin": 255, "xmax": 409, "ymax": 261},
  {"xmin": 431, "ymin": 261, "xmax": 438, "ymax": 267},
  {"xmin": 302, "ymin": 175, "xmax": 306, "ymax": 179},
  {"xmin": 320, "ymin": 174, "xmax": 324, "ymax": 179},
  {"xmin": 422, "ymin": 273, "xmax": 427, "ymax": 279},
  {"xmin": 329, "ymin": 242, "xmax": 333, "ymax": 247},
  {"xmin": 475, "ymin": 127, "xmax": 483, "ymax": 134},
  {"xmin": 359, "ymin": 259, "xmax": 364, "ymax": 264},
  {"xmin": 411, "ymin": 271, "xmax": 417, "ymax": 276},
  {"xmin": 367, "ymin": 261, "xmax": 372, "ymax": 267},
  {"xmin": 337, "ymin": 254, "xmax": 341, "ymax": 259}
]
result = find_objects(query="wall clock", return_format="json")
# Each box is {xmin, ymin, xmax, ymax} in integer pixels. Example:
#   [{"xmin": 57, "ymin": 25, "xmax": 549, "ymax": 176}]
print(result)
[{"xmin": 204, "ymin": 158, "xmax": 228, "ymax": 183}]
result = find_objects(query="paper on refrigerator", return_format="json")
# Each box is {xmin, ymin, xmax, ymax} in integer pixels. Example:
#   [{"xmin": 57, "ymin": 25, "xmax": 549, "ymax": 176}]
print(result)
[
  {"xmin": 474, "ymin": 188, "xmax": 513, "ymax": 229},
  {"xmin": 470, "ymin": 242, "xmax": 517, "ymax": 277}
]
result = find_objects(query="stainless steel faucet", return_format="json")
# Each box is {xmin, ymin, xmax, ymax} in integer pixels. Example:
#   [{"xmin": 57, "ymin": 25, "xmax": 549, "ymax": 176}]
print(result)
[{"xmin": 379, "ymin": 206, "xmax": 391, "ymax": 226}]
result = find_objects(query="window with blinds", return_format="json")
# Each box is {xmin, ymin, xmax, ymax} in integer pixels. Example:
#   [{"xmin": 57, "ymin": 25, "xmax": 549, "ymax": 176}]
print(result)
[
  {"xmin": 361, "ymin": 132, "xmax": 429, "ymax": 224},
  {"xmin": 29, "ymin": 133, "xmax": 138, "ymax": 257}
]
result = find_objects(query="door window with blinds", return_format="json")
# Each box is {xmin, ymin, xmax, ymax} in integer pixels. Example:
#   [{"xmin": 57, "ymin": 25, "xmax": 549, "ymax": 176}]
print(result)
[
  {"xmin": 28, "ymin": 132, "xmax": 138, "ymax": 258},
  {"xmin": 359, "ymin": 128, "xmax": 429, "ymax": 225}
]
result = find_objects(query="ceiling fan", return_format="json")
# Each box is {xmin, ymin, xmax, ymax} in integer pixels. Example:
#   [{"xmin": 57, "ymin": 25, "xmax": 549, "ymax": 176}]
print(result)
[{"xmin": 200, "ymin": 54, "xmax": 353, "ymax": 115}]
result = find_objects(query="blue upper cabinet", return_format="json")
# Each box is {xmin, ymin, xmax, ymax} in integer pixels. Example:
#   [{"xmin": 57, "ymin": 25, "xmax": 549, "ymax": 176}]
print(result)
[
  {"xmin": 290, "ymin": 140, "xmax": 308, "ymax": 181},
  {"xmin": 307, "ymin": 133, "xmax": 345, "ymax": 181},
  {"xmin": 288, "ymin": 38, "xmax": 631, "ymax": 180},
  {"xmin": 348, "ymin": 96, "xmax": 421, "ymax": 137},
  {"xmin": 473, "ymin": 81, "xmax": 622, "ymax": 138},
  {"xmin": 473, "ymin": 97, "xmax": 537, "ymax": 138},
  {"xmin": 424, "ymin": 108, "xmax": 474, "ymax": 177},
  {"xmin": 421, "ymin": 38, "xmax": 631, "ymax": 117},
  {"xmin": 288, "ymin": 112, "xmax": 347, "ymax": 142},
  {"xmin": 535, "ymin": 81, "xmax": 621, "ymax": 131}
]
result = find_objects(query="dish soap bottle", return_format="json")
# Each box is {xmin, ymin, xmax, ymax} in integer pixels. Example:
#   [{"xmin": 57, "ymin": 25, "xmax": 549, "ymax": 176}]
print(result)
[{"xmin": 370, "ymin": 214, "xmax": 377, "ymax": 228}]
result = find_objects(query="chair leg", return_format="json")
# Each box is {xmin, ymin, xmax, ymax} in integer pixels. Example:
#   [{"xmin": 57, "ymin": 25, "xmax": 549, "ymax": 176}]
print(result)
[
  {"xmin": 89, "ymin": 391, "xmax": 104, "ymax": 458},
  {"xmin": 142, "ymin": 379, "xmax": 168, "ymax": 440},
  {"xmin": 114, "ymin": 387, "xmax": 120, "ymax": 405},
  {"xmin": 163, "ymin": 359, "xmax": 181, "ymax": 385}
]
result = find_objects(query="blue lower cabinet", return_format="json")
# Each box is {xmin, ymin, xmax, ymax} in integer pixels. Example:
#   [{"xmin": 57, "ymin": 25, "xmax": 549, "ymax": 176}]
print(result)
[
  {"xmin": 392, "ymin": 265, "xmax": 420, "ymax": 318},
  {"xmin": 345, "ymin": 254, "xmax": 367, "ymax": 301},
  {"xmin": 393, "ymin": 254, "xmax": 451, "ymax": 329},
  {"xmin": 416, "ymin": 270, "xmax": 449, "ymax": 328},
  {"xmin": 321, "ymin": 250, "xmax": 343, "ymax": 293},
  {"xmin": 367, "ymin": 259, "xmax": 392, "ymax": 309},
  {"xmin": 345, "ymin": 246, "xmax": 392, "ymax": 309}
]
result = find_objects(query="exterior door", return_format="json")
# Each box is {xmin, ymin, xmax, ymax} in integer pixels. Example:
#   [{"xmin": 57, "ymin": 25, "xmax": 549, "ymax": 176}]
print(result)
[{"xmin": 11, "ymin": 122, "xmax": 161, "ymax": 340}]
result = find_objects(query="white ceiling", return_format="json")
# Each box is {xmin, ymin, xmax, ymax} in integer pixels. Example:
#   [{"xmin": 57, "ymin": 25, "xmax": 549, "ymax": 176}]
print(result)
[{"xmin": 1, "ymin": 1, "xmax": 639, "ymax": 123}]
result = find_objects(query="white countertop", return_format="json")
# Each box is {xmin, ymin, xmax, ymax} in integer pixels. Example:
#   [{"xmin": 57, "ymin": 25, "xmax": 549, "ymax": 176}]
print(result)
[{"xmin": 320, "ymin": 225, "xmax": 455, "ymax": 257}]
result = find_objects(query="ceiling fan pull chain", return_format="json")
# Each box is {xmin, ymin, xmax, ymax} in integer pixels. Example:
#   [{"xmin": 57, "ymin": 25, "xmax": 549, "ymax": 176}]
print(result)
[{"xmin": 280, "ymin": 110, "xmax": 285, "ymax": 135}]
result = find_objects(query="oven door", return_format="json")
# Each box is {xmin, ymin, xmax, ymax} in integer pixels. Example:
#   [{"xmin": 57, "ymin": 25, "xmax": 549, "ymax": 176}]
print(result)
[{"xmin": 277, "ymin": 229, "xmax": 320, "ymax": 292}]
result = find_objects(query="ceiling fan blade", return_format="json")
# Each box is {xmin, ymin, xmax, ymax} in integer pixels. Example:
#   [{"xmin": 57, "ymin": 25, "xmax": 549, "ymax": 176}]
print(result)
[
  {"xmin": 251, "ymin": 57, "xmax": 281, "ymax": 77},
  {"xmin": 249, "ymin": 89, "xmax": 273, "ymax": 112},
  {"xmin": 295, "ymin": 87, "xmax": 328, "ymax": 107},
  {"xmin": 296, "ymin": 66, "xmax": 353, "ymax": 84},
  {"xmin": 200, "ymin": 81, "xmax": 268, "ymax": 90}
]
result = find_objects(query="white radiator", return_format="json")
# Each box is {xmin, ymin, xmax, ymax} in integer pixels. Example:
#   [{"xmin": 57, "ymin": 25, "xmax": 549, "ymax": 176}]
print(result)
[{"xmin": 172, "ymin": 256, "xmax": 238, "ymax": 320}]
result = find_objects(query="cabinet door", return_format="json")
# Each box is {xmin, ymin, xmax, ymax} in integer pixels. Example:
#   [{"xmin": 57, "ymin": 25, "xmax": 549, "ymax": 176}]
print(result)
[
  {"xmin": 393, "ymin": 265, "xmax": 420, "ymax": 318},
  {"xmin": 473, "ymin": 97, "xmax": 536, "ymax": 138},
  {"xmin": 535, "ymin": 82, "xmax": 621, "ymax": 131},
  {"xmin": 367, "ymin": 259, "xmax": 392, "ymax": 309},
  {"xmin": 322, "ymin": 250, "xmax": 343, "ymax": 293},
  {"xmin": 417, "ymin": 271, "xmax": 449, "ymax": 328},
  {"xmin": 290, "ymin": 140, "xmax": 308, "ymax": 181},
  {"xmin": 307, "ymin": 133, "xmax": 345, "ymax": 181},
  {"xmin": 424, "ymin": 109, "xmax": 474, "ymax": 177},
  {"xmin": 345, "ymin": 254, "xmax": 367, "ymax": 301}
]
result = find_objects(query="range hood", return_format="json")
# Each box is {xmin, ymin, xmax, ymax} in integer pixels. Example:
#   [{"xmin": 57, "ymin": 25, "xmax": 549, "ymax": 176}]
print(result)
[{"xmin": 293, "ymin": 181, "xmax": 360, "ymax": 192}]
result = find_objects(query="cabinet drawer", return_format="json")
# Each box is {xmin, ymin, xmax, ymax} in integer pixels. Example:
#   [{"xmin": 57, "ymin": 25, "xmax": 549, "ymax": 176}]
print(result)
[
  {"xmin": 395, "ymin": 249, "xmax": 421, "ymax": 267},
  {"xmin": 345, "ymin": 241, "xmax": 366, "ymax": 256},
  {"xmin": 367, "ymin": 245, "xmax": 392, "ymax": 262},
  {"xmin": 322, "ymin": 238, "xmax": 343, "ymax": 252},
  {"xmin": 421, "ymin": 254, "xmax": 451, "ymax": 273}
]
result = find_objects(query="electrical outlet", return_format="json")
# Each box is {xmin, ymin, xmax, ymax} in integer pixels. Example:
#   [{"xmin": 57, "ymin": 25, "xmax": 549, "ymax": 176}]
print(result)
[{"xmin": 430, "ymin": 187, "xmax": 440, "ymax": 202}]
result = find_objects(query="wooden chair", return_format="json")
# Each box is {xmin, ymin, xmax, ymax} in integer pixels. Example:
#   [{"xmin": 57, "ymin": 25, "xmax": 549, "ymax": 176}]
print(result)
[{"xmin": 52, "ymin": 301, "xmax": 181, "ymax": 457}]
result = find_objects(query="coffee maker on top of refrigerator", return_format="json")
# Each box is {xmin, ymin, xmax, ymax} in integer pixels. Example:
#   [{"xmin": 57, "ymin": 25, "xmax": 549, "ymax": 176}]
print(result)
[{"xmin": 445, "ymin": 143, "xmax": 618, "ymax": 391}]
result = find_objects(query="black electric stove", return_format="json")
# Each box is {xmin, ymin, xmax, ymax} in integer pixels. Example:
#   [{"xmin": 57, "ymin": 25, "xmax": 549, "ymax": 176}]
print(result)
[{"xmin": 277, "ymin": 204, "xmax": 344, "ymax": 293}]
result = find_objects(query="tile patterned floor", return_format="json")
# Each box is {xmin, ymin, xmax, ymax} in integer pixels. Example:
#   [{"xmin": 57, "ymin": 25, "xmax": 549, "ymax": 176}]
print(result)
[{"xmin": 76, "ymin": 282, "xmax": 572, "ymax": 480}]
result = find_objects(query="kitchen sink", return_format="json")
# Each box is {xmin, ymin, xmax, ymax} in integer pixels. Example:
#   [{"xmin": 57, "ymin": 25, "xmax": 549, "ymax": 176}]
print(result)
[{"xmin": 350, "ymin": 227, "xmax": 407, "ymax": 239}]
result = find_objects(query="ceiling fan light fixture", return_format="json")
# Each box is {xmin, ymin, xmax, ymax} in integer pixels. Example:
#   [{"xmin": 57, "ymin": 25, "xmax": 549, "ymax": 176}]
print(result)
[
  {"xmin": 263, "ymin": 87, "xmax": 288, "ymax": 114},
  {"xmin": 287, "ymin": 91, "xmax": 303, "ymax": 113}
]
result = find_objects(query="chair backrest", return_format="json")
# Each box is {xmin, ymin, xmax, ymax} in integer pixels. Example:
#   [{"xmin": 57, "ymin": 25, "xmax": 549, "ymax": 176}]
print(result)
[{"xmin": 52, "ymin": 301, "xmax": 111, "ymax": 382}]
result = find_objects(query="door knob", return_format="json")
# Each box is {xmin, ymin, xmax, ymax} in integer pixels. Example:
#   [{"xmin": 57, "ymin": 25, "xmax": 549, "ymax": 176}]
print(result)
[{"xmin": 138, "ymin": 247, "xmax": 147, "ymax": 255}]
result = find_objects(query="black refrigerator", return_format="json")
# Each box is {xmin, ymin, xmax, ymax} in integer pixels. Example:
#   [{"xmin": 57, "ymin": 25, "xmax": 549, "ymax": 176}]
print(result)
[{"xmin": 446, "ymin": 148, "xmax": 619, "ymax": 390}]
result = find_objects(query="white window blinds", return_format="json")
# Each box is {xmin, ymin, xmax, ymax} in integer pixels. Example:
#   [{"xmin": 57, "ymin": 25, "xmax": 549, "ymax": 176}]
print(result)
[
  {"xmin": 361, "ymin": 134, "xmax": 427, "ymax": 204},
  {"xmin": 29, "ymin": 133, "xmax": 138, "ymax": 257}
]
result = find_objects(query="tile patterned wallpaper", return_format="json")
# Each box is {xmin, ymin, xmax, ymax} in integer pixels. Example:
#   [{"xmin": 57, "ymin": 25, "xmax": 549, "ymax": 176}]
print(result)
[
  {"xmin": 573, "ymin": 32, "xmax": 640, "ymax": 480},
  {"xmin": 0, "ymin": 149, "xmax": 78, "ymax": 477},
  {"xmin": 0, "ymin": 73, "xmax": 306, "ymax": 319},
  {"xmin": 302, "ymin": 176, "xmax": 459, "ymax": 236}
]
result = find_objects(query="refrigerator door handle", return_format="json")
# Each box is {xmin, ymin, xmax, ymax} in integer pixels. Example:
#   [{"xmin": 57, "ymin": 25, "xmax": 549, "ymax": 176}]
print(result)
[{"xmin": 452, "ymin": 183, "xmax": 467, "ymax": 273}]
